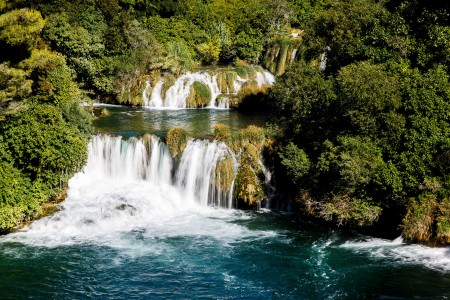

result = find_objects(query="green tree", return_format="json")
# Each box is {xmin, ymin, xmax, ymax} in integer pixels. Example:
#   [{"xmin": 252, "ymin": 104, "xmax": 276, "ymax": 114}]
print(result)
[{"xmin": 0, "ymin": 8, "xmax": 44, "ymax": 47}]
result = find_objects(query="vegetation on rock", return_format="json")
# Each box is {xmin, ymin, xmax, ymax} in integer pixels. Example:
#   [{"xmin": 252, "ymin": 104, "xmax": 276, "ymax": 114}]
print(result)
[
  {"xmin": 213, "ymin": 124, "xmax": 269, "ymax": 208},
  {"xmin": 165, "ymin": 127, "xmax": 190, "ymax": 158},
  {"xmin": 214, "ymin": 156, "xmax": 235, "ymax": 194},
  {"xmin": 186, "ymin": 81, "xmax": 211, "ymax": 108}
]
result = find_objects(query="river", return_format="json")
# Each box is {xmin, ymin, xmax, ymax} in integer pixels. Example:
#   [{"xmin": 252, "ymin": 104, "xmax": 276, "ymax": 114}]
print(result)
[{"xmin": 1, "ymin": 106, "xmax": 449, "ymax": 299}]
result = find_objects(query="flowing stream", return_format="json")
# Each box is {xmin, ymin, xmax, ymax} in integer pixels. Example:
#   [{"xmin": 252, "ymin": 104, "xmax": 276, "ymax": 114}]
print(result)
[{"xmin": 1, "ymin": 110, "xmax": 450, "ymax": 299}]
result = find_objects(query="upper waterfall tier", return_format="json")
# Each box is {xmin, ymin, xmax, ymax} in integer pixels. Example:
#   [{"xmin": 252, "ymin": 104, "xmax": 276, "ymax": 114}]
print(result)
[{"xmin": 143, "ymin": 68, "xmax": 275, "ymax": 109}]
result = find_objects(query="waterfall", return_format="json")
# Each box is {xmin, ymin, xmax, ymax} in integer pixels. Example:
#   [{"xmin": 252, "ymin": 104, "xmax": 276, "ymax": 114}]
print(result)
[
  {"xmin": 256, "ymin": 71, "xmax": 275, "ymax": 88},
  {"xmin": 176, "ymin": 139, "xmax": 238, "ymax": 208},
  {"xmin": 320, "ymin": 46, "xmax": 331, "ymax": 71},
  {"xmin": 143, "ymin": 70, "xmax": 275, "ymax": 109},
  {"xmin": 86, "ymin": 134, "xmax": 237, "ymax": 208}
]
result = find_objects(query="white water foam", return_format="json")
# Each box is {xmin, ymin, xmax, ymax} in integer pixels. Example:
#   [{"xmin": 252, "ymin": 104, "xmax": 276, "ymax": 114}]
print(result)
[
  {"xmin": 256, "ymin": 71, "xmax": 275, "ymax": 88},
  {"xmin": 341, "ymin": 236, "xmax": 450, "ymax": 272},
  {"xmin": 2, "ymin": 134, "xmax": 277, "ymax": 248}
]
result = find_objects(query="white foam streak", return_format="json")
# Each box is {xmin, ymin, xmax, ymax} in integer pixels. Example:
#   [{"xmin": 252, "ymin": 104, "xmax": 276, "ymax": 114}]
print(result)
[{"xmin": 341, "ymin": 236, "xmax": 450, "ymax": 271}]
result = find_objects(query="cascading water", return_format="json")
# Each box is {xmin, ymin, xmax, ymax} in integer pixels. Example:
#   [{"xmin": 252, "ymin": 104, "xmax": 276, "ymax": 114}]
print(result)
[
  {"xmin": 2, "ymin": 134, "xmax": 450, "ymax": 299},
  {"xmin": 4, "ymin": 134, "xmax": 241, "ymax": 246},
  {"xmin": 143, "ymin": 70, "xmax": 275, "ymax": 109},
  {"xmin": 88, "ymin": 134, "xmax": 237, "ymax": 208},
  {"xmin": 176, "ymin": 139, "xmax": 238, "ymax": 208}
]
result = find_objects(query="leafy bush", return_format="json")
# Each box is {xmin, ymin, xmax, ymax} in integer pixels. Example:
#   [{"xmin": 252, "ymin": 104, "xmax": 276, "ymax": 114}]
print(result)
[
  {"xmin": 186, "ymin": 81, "xmax": 211, "ymax": 107},
  {"xmin": 279, "ymin": 143, "xmax": 310, "ymax": 181},
  {"xmin": 165, "ymin": 127, "xmax": 190, "ymax": 158},
  {"xmin": 213, "ymin": 123, "xmax": 232, "ymax": 141}
]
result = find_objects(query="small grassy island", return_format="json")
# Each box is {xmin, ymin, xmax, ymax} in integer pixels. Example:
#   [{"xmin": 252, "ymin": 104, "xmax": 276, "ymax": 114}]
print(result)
[{"xmin": 1, "ymin": 0, "xmax": 450, "ymax": 247}]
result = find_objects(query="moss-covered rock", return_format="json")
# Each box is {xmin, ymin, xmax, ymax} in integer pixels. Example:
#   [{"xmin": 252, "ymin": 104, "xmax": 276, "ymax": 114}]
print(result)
[
  {"xmin": 100, "ymin": 108, "xmax": 110, "ymax": 117},
  {"xmin": 237, "ymin": 80, "xmax": 259, "ymax": 100},
  {"xmin": 215, "ymin": 155, "xmax": 235, "ymax": 193},
  {"xmin": 245, "ymin": 66, "xmax": 257, "ymax": 80},
  {"xmin": 234, "ymin": 60, "xmax": 257, "ymax": 80},
  {"xmin": 186, "ymin": 81, "xmax": 211, "ymax": 107},
  {"xmin": 213, "ymin": 123, "xmax": 232, "ymax": 142},
  {"xmin": 234, "ymin": 66, "xmax": 248, "ymax": 79},
  {"xmin": 225, "ymin": 72, "xmax": 237, "ymax": 93},
  {"xmin": 233, "ymin": 155, "xmax": 265, "ymax": 208},
  {"xmin": 263, "ymin": 35, "xmax": 302, "ymax": 76},
  {"xmin": 402, "ymin": 194, "xmax": 438, "ymax": 243},
  {"xmin": 240, "ymin": 125, "xmax": 266, "ymax": 147},
  {"xmin": 161, "ymin": 73, "xmax": 177, "ymax": 100},
  {"xmin": 217, "ymin": 73, "xmax": 227, "ymax": 94},
  {"xmin": 225, "ymin": 125, "xmax": 270, "ymax": 209},
  {"xmin": 437, "ymin": 197, "xmax": 450, "ymax": 244},
  {"xmin": 217, "ymin": 71, "xmax": 237, "ymax": 94},
  {"xmin": 165, "ymin": 127, "xmax": 190, "ymax": 158},
  {"xmin": 142, "ymin": 133, "xmax": 155, "ymax": 154}
]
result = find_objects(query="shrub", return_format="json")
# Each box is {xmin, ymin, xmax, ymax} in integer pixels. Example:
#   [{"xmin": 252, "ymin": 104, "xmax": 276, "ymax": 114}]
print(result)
[
  {"xmin": 402, "ymin": 194, "xmax": 438, "ymax": 243},
  {"xmin": 186, "ymin": 81, "xmax": 211, "ymax": 107},
  {"xmin": 165, "ymin": 127, "xmax": 190, "ymax": 158},
  {"xmin": 234, "ymin": 66, "xmax": 248, "ymax": 79},
  {"xmin": 213, "ymin": 123, "xmax": 231, "ymax": 141}
]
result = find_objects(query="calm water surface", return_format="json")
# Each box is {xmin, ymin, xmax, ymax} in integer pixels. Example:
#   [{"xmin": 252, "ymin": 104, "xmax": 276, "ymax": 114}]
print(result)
[{"xmin": 93, "ymin": 105, "xmax": 268, "ymax": 136}]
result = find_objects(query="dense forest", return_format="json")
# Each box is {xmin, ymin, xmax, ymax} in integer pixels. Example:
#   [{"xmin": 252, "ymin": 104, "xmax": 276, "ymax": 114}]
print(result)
[
  {"xmin": 269, "ymin": 0, "xmax": 450, "ymax": 244},
  {"xmin": 1, "ymin": 0, "xmax": 450, "ymax": 244}
]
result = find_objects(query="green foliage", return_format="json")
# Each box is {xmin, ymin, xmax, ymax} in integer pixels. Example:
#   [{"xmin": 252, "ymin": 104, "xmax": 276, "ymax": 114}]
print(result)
[
  {"xmin": 165, "ymin": 127, "xmax": 190, "ymax": 158},
  {"xmin": 0, "ymin": 8, "xmax": 45, "ymax": 47},
  {"xmin": 186, "ymin": 82, "xmax": 211, "ymax": 108},
  {"xmin": 321, "ymin": 195, "xmax": 382, "ymax": 227},
  {"xmin": 0, "ymin": 64, "xmax": 31, "ymax": 104},
  {"xmin": 0, "ymin": 105, "xmax": 88, "ymax": 186},
  {"xmin": 317, "ymin": 136, "xmax": 387, "ymax": 196},
  {"xmin": 0, "ymin": 4, "xmax": 92, "ymax": 231},
  {"xmin": 268, "ymin": 61, "xmax": 336, "ymax": 146},
  {"xmin": 303, "ymin": 0, "xmax": 398, "ymax": 73},
  {"xmin": 268, "ymin": 0, "xmax": 450, "ymax": 237},
  {"xmin": 0, "ymin": 104, "xmax": 90, "ymax": 230},
  {"xmin": 198, "ymin": 35, "xmax": 221, "ymax": 65},
  {"xmin": 336, "ymin": 61, "xmax": 402, "ymax": 137},
  {"xmin": 398, "ymin": 66, "xmax": 450, "ymax": 191},
  {"xmin": 279, "ymin": 142, "xmax": 310, "ymax": 181},
  {"xmin": 234, "ymin": 29, "xmax": 265, "ymax": 63},
  {"xmin": 166, "ymin": 40, "xmax": 194, "ymax": 74},
  {"xmin": 213, "ymin": 123, "xmax": 232, "ymax": 142}
]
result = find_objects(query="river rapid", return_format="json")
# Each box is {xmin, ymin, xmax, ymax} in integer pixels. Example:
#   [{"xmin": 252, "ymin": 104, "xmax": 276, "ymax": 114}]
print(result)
[{"xmin": 1, "ymin": 106, "xmax": 449, "ymax": 299}]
